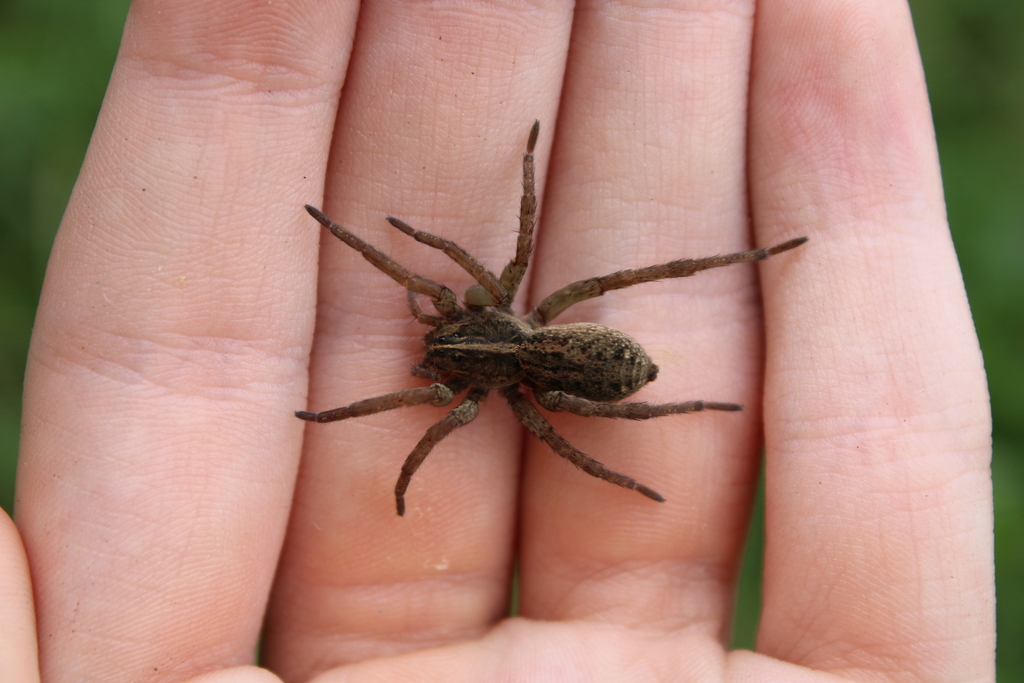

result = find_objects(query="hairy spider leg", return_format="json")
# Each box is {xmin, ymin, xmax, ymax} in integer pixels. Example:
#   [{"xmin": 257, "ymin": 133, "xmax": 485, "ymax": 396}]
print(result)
[
  {"xmin": 386, "ymin": 216, "xmax": 509, "ymax": 306},
  {"xmin": 463, "ymin": 120, "xmax": 540, "ymax": 309},
  {"xmin": 524, "ymin": 236, "xmax": 809, "ymax": 327},
  {"xmin": 386, "ymin": 121, "xmax": 541, "ymax": 311},
  {"xmin": 534, "ymin": 391, "xmax": 743, "ymax": 418},
  {"xmin": 295, "ymin": 381, "xmax": 467, "ymax": 423},
  {"xmin": 498, "ymin": 119, "xmax": 539, "ymax": 302},
  {"xmin": 503, "ymin": 386, "xmax": 665, "ymax": 503},
  {"xmin": 395, "ymin": 387, "xmax": 489, "ymax": 516},
  {"xmin": 305, "ymin": 205, "xmax": 463, "ymax": 320}
]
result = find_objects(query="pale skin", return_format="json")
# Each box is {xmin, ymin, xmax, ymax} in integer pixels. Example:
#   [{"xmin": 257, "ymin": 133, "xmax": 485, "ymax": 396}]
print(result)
[{"xmin": 6, "ymin": 0, "xmax": 994, "ymax": 682}]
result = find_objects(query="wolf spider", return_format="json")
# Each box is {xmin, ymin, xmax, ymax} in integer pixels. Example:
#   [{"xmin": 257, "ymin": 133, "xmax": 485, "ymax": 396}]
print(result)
[{"xmin": 298, "ymin": 121, "xmax": 807, "ymax": 515}]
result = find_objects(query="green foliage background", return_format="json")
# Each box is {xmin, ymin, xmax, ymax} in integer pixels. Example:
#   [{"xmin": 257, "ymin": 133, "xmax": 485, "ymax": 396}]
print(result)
[{"xmin": 0, "ymin": 0, "xmax": 1020, "ymax": 677}]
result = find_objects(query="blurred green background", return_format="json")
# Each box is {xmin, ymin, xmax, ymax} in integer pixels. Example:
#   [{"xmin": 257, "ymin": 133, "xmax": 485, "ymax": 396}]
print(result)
[{"xmin": 0, "ymin": 0, "xmax": 1020, "ymax": 677}]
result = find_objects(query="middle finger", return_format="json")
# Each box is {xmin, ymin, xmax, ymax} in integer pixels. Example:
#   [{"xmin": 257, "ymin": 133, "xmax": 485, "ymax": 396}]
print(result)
[
  {"xmin": 519, "ymin": 0, "xmax": 763, "ymax": 636},
  {"xmin": 263, "ymin": 2, "xmax": 573, "ymax": 679}
]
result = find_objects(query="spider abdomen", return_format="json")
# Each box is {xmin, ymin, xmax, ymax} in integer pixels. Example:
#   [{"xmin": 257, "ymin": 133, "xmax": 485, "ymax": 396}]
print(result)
[{"xmin": 518, "ymin": 323, "xmax": 657, "ymax": 401}]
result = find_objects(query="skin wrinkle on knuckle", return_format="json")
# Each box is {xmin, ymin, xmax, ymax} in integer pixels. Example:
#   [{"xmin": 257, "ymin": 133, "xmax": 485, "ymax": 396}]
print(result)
[
  {"xmin": 33, "ymin": 325, "xmax": 304, "ymax": 405},
  {"xmin": 121, "ymin": 65, "xmax": 341, "ymax": 116},
  {"xmin": 591, "ymin": 0, "xmax": 754, "ymax": 20},
  {"xmin": 289, "ymin": 574, "xmax": 507, "ymax": 645},
  {"xmin": 774, "ymin": 402, "xmax": 992, "ymax": 456},
  {"xmin": 121, "ymin": 0, "xmax": 349, "ymax": 94},
  {"xmin": 536, "ymin": 555, "xmax": 734, "ymax": 629}
]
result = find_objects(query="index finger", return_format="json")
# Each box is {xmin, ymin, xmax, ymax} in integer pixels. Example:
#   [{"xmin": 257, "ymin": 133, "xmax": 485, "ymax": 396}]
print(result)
[{"xmin": 16, "ymin": 0, "xmax": 358, "ymax": 679}]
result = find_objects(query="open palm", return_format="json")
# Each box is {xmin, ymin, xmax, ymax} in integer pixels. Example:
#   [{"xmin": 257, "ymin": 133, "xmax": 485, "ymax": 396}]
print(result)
[{"xmin": 7, "ymin": 1, "xmax": 993, "ymax": 682}]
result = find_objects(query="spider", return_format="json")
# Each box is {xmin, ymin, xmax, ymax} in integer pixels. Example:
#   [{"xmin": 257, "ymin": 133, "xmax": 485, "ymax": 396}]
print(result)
[{"xmin": 298, "ymin": 121, "xmax": 807, "ymax": 516}]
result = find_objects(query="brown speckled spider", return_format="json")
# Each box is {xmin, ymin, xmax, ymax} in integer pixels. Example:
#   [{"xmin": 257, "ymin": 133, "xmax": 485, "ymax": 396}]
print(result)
[{"xmin": 298, "ymin": 121, "xmax": 807, "ymax": 515}]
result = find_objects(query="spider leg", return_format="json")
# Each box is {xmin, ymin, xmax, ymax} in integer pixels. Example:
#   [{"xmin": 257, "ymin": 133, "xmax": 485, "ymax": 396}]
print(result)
[
  {"xmin": 386, "ymin": 216, "xmax": 509, "ymax": 306},
  {"xmin": 305, "ymin": 205, "xmax": 462, "ymax": 319},
  {"xmin": 464, "ymin": 121, "xmax": 540, "ymax": 308},
  {"xmin": 499, "ymin": 120, "xmax": 540, "ymax": 302},
  {"xmin": 535, "ymin": 391, "xmax": 742, "ymax": 418},
  {"xmin": 395, "ymin": 387, "xmax": 488, "ymax": 516},
  {"xmin": 523, "ymin": 236, "xmax": 808, "ymax": 327},
  {"xmin": 296, "ymin": 381, "xmax": 466, "ymax": 423},
  {"xmin": 503, "ymin": 386, "xmax": 665, "ymax": 503}
]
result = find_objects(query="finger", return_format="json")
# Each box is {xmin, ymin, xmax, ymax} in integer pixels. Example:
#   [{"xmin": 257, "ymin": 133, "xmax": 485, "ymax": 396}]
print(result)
[
  {"xmin": 262, "ymin": 4, "xmax": 572, "ymax": 679},
  {"xmin": 749, "ymin": 0, "xmax": 994, "ymax": 679},
  {"xmin": 518, "ymin": 0, "xmax": 763, "ymax": 634},
  {"xmin": 16, "ymin": 0, "xmax": 358, "ymax": 679},
  {"xmin": 0, "ymin": 511, "xmax": 39, "ymax": 683}
]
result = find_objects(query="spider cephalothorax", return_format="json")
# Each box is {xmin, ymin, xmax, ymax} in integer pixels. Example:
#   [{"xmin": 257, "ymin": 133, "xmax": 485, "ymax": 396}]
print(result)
[{"xmin": 297, "ymin": 121, "xmax": 807, "ymax": 515}]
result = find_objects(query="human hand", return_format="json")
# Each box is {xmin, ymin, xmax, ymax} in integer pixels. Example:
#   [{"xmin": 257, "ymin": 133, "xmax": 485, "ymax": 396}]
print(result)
[{"xmin": 14, "ymin": 1, "xmax": 993, "ymax": 681}]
